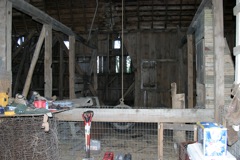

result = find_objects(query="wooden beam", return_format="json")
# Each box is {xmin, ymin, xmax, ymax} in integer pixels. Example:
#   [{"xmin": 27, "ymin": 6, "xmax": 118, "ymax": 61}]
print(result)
[
  {"xmin": 9, "ymin": 0, "xmax": 96, "ymax": 49},
  {"xmin": 213, "ymin": 0, "xmax": 224, "ymax": 123},
  {"xmin": 55, "ymin": 108, "xmax": 215, "ymax": 122},
  {"xmin": 22, "ymin": 25, "xmax": 45, "ymax": 97},
  {"xmin": 187, "ymin": 34, "xmax": 194, "ymax": 108},
  {"xmin": 0, "ymin": 0, "xmax": 12, "ymax": 94},
  {"xmin": 69, "ymin": 35, "xmax": 76, "ymax": 99},
  {"xmin": 44, "ymin": 24, "xmax": 52, "ymax": 98}
]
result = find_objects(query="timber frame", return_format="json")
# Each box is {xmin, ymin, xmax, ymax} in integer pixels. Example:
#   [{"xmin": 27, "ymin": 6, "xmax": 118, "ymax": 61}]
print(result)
[
  {"xmin": 0, "ymin": 0, "xmax": 231, "ymax": 159},
  {"xmin": 0, "ymin": 0, "xmax": 227, "ymax": 125}
]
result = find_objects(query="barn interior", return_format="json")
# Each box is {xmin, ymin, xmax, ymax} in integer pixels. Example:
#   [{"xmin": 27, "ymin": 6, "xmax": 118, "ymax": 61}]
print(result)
[{"xmin": 0, "ymin": 0, "xmax": 239, "ymax": 159}]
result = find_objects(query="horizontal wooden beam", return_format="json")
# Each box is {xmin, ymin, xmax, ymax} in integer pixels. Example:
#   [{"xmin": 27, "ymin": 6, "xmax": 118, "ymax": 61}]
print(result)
[
  {"xmin": 55, "ymin": 108, "xmax": 214, "ymax": 123},
  {"xmin": 9, "ymin": 0, "xmax": 96, "ymax": 49}
]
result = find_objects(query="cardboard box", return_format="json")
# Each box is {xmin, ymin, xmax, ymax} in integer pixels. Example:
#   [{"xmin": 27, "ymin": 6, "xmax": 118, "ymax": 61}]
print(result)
[{"xmin": 197, "ymin": 122, "xmax": 227, "ymax": 157}]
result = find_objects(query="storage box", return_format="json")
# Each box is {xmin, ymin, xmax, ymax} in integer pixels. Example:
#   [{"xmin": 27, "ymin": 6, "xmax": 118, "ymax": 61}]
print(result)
[
  {"xmin": 197, "ymin": 122, "xmax": 227, "ymax": 157},
  {"xmin": 187, "ymin": 142, "xmax": 236, "ymax": 160}
]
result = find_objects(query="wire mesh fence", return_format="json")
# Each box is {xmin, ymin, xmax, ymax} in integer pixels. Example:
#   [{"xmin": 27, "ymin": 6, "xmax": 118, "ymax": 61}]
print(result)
[
  {"xmin": 58, "ymin": 121, "xmax": 196, "ymax": 160},
  {"xmin": 0, "ymin": 116, "xmax": 59, "ymax": 160}
]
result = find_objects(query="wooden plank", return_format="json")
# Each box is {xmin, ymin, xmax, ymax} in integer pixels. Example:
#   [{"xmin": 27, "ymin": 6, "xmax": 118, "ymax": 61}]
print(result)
[
  {"xmin": 9, "ymin": 0, "xmax": 96, "ymax": 49},
  {"xmin": 187, "ymin": 34, "xmax": 194, "ymax": 108},
  {"xmin": 163, "ymin": 123, "xmax": 196, "ymax": 131},
  {"xmin": 55, "ymin": 108, "xmax": 215, "ymax": 122},
  {"xmin": 69, "ymin": 35, "xmax": 76, "ymax": 99},
  {"xmin": 22, "ymin": 26, "xmax": 45, "ymax": 97},
  {"xmin": 158, "ymin": 123, "xmax": 163, "ymax": 160},
  {"xmin": 44, "ymin": 25, "xmax": 52, "ymax": 98},
  {"xmin": 213, "ymin": 0, "xmax": 225, "ymax": 123}
]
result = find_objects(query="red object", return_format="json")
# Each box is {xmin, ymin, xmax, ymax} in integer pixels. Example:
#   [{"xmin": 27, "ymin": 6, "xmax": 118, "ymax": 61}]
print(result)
[
  {"xmin": 34, "ymin": 100, "xmax": 46, "ymax": 108},
  {"xmin": 103, "ymin": 152, "xmax": 114, "ymax": 160},
  {"xmin": 82, "ymin": 111, "xmax": 94, "ymax": 159}
]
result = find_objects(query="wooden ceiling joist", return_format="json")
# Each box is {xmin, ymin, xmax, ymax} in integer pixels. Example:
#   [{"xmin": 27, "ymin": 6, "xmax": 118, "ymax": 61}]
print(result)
[{"xmin": 9, "ymin": 0, "xmax": 96, "ymax": 49}]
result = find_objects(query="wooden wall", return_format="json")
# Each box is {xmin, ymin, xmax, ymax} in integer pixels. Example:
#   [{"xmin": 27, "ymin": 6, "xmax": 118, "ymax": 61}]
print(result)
[{"xmin": 75, "ymin": 31, "xmax": 186, "ymax": 108}]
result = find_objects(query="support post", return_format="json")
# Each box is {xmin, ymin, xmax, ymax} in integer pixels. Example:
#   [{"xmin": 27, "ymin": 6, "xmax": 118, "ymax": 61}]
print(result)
[
  {"xmin": 59, "ymin": 42, "xmax": 64, "ymax": 99},
  {"xmin": 0, "ymin": 0, "xmax": 12, "ymax": 95},
  {"xmin": 213, "ymin": 0, "xmax": 225, "ymax": 123},
  {"xmin": 44, "ymin": 24, "xmax": 52, "ymax": 98},
  {"xmin": 187, "ymin": 34, "xmax": 194, "ymax": 108},
  {"xmin": 158, "ymin": 122, "xmax": 163, "ymax": 160},
  {"xmin": 69, "ymin": 36, "xmax": 76, "ymax": 99}
]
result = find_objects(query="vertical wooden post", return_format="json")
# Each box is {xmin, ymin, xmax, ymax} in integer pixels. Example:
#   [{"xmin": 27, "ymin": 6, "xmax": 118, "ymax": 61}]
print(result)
[
  {"xmin": 187, "ymin": 34, "xmax": 194, "ymax": 108},
  {"xmin": 135, "ymin": 32, "xmax": 141, "ymax": 106},
  {"xmin": 193, "ymin": 125, "xmax": 198, "ymax": 141},
  {"xmin": 44, "ymin": 24, "xmax": 52, "ymax": 98},
  {"xmin": 69, "ymin": 36, "xmax": 76, "ymax": 99},
  {"xmin": 158, "ymin": 122, "xmax": 163, "ymax": 160},
  {"xmin": 22, "ymin": 25, "xmax": 45, "ymax": 97},
  {"xmin": 59, "ymin": 42, "xmax": 64, "ymax": 99},
  {"xmin": 213, "ymin": 0, "xmax": 224, "ymax": 123},
  {"xmin": 0, "ymin": 0, "xmax": 12, "ymax": 95}
]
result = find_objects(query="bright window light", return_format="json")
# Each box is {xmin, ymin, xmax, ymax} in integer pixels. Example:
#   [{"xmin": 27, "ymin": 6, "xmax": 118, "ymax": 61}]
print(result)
[
  {"xmin": 114, "ymin": 39, "xmax": 121, "ymax": 49},
  {"xmin": 17, "ymin": 36, "xmax": 25, "ymax": 45},
  {"xmin": 64, "ymin": 41, "xmax": 69, "ymax": 49}
]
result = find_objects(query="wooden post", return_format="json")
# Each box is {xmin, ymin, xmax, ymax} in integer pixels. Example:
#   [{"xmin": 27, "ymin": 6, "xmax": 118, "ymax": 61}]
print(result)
[
  {"xmin": 213, "ymin": 0, "xmax": 224, "ymax": 123},
  {"xmin": 158, "ymin": 122, "xmax": 163, "ymax": 160},
  {"xmin": 69, "ymin": 35, "xmax": 76, "ymax": 99},
  {"xmin": 187, "ymin": 34, "xmax": 194, "ymax": 108},
  {"xmin": 22, "ymin": 26, "xmax": 45, "ymax": 97},
  {"xmin": 59, "ymin": 42, "xmax": 64, "ymax": 99},
  {"xmin": 0, "ymin": 0, "xmax": 12, "ymax": 95},
  {"xmin": 44, "ymin": 24, "xmax": 52, "ymax": 98}
]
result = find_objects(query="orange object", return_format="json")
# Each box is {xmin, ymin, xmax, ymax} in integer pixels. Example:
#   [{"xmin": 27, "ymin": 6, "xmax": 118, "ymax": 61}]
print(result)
[
  {"xmin": 34, "ymin": 100, "xmax": 46, "ymax": 108},
  {"xmin": 0, "ymin": 92, "xmax": 8, "ymax": 107}
]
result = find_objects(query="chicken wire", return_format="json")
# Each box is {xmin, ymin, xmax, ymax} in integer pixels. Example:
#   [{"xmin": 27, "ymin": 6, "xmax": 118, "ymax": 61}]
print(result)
[
  {"xmin": 57, "ymin": 121, "xmax": 196, "ymax": 160},
  {"xmin": 0, "ymin": 116, "xmax": 59, "ymax": 160}
]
